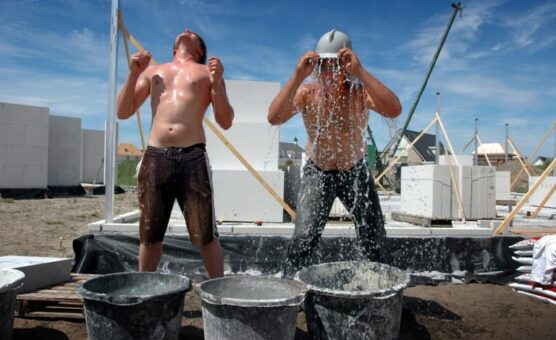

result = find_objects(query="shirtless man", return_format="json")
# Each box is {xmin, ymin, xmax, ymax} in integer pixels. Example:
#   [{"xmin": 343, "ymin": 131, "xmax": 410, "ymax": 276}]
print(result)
[
  {"xmin": 268, "ymin": 30, "xmax": 401, "ymax": 278},
  {"xmin": 116, "ymin": 29, "xmax": 234, "ymax": 278}
]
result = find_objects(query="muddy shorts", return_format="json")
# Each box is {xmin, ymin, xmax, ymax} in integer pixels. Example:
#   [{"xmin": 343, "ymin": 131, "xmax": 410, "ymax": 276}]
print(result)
[{"xmin": 137, "ymin": 144, "xmax": 218, "ymax": 246}]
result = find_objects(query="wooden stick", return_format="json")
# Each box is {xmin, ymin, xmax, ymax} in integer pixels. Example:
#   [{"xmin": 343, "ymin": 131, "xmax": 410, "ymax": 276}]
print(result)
[
  {"xmin": 444, "ymin": 147, "xmax": 466, "ymax": 222},
  {"xmin": 375, "ymin": 117, "xmax": 437, "ymax": 182},
  {"xmin": 530, "ymin": 182, "xmax": 556, "ymax": 219},
  {"xmin": 507, "ymin": 137, "xmax": 532, "ymax": 177},
  {"xmin": 117, "ymin": 13, "xmax": 296, "ymax": 219},
  {"xmin": 510, "ymin": 122, "xmax": 555, "ymax": 189},
  {"xmin": 435, "ymin": 112, "xmax": 460, "ymax": 166},
  {"xmin": 118, "ymin": 12, "xmax": 146, "ymax": 150},
  {"xmin": 509, "ymin": 136, "xmax": 537, "ymax": 175},
  {"xmin": 510, "ymin": 227, "xmax": 556, "ymax": 235},
  {"xmin": 475, "ymin": 134, "xmax": 492, "ymax": 167},
  {"xmin": 494, "ymin": 159, "xmax": 556, "ymax": 235}
]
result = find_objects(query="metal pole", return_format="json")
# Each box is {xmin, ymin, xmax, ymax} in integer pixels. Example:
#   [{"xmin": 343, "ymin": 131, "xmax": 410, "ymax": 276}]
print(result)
[
  {"xmin": 474, "ymin": 118, "xmax": 478, "ymax": 166},
  {"xmin": 388, "ymin": 2, "xmax": 462, "ymax": 158},
  {"xmin": 435, "ymin": 92, "xmax": 440, "ymax": 164},
  {"xmin": 505, "ymin": 123, "xmax": 509, "ymax": 163},
  {"xmin": 104, "ymin": 0, "xmax": 119, "ymax": 224}
]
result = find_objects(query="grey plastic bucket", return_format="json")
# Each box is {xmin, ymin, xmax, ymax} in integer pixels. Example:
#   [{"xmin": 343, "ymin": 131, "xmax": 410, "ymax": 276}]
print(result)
[
  {"xmin": 76, "ymin": 272, "xmax": 190, "ymax": 340},
  {"xmin": 0, "ymin": 269, "xmax": 25, "ymax": 340},
  {"xmin": 196, "ymin": 275, "xmax": 307, "ymax": 340},
  {"xmin": 295, "ymin": 261, "xmax": 409, "ymax": 340}
]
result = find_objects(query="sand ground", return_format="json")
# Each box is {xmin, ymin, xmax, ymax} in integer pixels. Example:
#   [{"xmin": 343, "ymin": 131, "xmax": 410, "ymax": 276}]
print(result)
[{"xmin": 1, "ymin": 191, "xmax": 555, "ymax": 339}]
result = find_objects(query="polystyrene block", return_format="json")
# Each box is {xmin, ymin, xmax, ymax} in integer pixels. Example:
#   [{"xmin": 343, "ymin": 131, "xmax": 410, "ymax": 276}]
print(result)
[
  {"xmin": 400, "ymin": 165, "xmax": 458, "ymax": 219},
  {"xmin": 0, "ymin": 256, "xmax": 72, "ymax": 293},
  {"xmin": 528, "ymin": 176, "xmax": 556, "ymax": 208},
  {"xmin": 206, "ymin": 121, "xmax": 279, "ymax": 171},
  {"xmin": 496, "ymin": 171, "xmax": 511, "ymax": 201},
  {"xmin": 211, "ymin": 169, "xmax": 284, "ymax": 222},
  {"xmin": 225, "ymin": 81, "xmax": 280, "ymax": 123}
]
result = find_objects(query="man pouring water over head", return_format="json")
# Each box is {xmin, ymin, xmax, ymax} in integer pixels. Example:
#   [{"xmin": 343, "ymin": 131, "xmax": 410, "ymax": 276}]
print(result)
[{"xmin": 268, "ymin": 29, "xmax": 401, "ymax": 278}]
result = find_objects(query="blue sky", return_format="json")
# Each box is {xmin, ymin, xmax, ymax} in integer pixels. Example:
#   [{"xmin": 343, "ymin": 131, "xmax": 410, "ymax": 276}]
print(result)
[{"xmin": 0, "ymin": 0, "xmax": 555, "ymax": 158}]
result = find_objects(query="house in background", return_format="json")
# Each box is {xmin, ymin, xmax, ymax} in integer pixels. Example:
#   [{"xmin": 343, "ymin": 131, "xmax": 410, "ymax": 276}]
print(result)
[
  {"xmin": 383, "ymin": 129, "xmax": 447, "ymax": 165},
  {"xmin": 279, "ymin": 140, "xmax": 304, "ymax": 168},
  {"xmin": 533, "ymin": 156, "xmax": 549, "ymax": 167},
  {"xmin": 279, "ymin": 140, "xmax": 305, "ymax": 210},
  {"xmin": 472, "ymin": 143, "xmax": 515, "ymax": 166},
  {"xmin": 117, "ymin": 143, "xmax": 143, "ymax": 161}
]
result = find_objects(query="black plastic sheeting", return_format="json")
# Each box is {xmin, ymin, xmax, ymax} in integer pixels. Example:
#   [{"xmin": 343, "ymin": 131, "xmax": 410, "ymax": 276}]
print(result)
[
  {"xmin": 72, "ymin": 233, "xmax": 522, "ymax": 284},
  {"xmin": 0, "ymin": 186, "xmax": 125, "ymax": 199}
]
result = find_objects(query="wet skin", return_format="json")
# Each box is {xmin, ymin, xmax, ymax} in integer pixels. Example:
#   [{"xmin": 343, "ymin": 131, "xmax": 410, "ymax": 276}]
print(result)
[{"xmin": 268, "ymin": 48, "xmax": 401, "ymax": 171}]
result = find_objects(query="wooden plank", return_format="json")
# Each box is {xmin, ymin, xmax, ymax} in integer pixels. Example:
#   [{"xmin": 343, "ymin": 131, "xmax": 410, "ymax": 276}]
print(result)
[
  {"xmin": 391, "ymin": 211, "xmax": 453, "ymax": 228},
  {"xmin": 510, "ymin": 228, "xmax": 556, "ymax": 235}
]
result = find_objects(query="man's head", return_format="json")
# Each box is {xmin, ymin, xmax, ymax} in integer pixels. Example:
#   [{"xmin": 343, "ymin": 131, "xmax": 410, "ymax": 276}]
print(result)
[
  {"xmin": 173, "ymin": 29, "xmax": 207, "ymax": 64},
  {"xmin": 316, "ymin": 29, "xmax": 352, "ymax": 59}
]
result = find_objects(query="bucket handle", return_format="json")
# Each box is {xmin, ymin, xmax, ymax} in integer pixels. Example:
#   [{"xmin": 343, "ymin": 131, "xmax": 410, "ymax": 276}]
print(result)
[
  {"xmin": 77, "ymin": 287, "xmax": 146, "ymax": 306},
  {"xmin": 372, "ymin": 292, "xmax": 398, "ymax": 300}
]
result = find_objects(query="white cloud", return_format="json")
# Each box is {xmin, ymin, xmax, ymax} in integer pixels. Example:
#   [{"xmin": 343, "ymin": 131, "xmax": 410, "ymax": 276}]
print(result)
[{"xmin": 502, "ymin": 2, "xmax": 556, "ymax": 49}]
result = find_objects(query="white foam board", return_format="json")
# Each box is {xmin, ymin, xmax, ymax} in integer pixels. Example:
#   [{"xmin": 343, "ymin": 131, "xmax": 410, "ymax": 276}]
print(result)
[
  {"xmin": 0, "ymin": 256, "xmax": 72, "ymax": 293},
  {"xmin": 496, "ymin": 171, "xmax": 511, "ymax": 201},
  {"xmin": 528, "ymin": 176, "xmax": 556, "ymax": 208},
  {"xmin": 400, "ymin": 165, "xmax": 458, "ymax": 219}
]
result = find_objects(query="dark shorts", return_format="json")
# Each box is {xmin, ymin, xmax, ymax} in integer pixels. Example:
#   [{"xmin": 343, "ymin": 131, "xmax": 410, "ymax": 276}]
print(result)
[{"xmin": 137, "ymin": 144, "xmax": 218, "ymax": 246}]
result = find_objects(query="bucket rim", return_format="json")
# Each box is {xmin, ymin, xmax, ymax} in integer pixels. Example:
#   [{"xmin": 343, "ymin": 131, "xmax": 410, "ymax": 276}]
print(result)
[
  {"xmin": 75, "ymin": 272, "xmax": 191, "ymax": 306},
  {"xmin": 196, "ymin": 275, "xmax": 307, "ymax": 308},
  {"xmin": 294, "ymin": 261, "xmax": 409, "ymax": 298},
  {"xmin": 0, "ymin": 268, "xmax": 25, "ymax": 293}
]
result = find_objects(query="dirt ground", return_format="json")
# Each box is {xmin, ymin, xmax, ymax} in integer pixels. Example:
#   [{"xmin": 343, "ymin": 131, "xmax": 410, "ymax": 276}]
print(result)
[{"xmin": 2, "ymin": 192, "xmax": 556, "ymax": 339}]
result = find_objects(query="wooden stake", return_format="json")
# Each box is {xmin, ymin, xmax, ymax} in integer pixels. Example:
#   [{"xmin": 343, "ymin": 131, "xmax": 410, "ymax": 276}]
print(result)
[
  {"xmin": 118, "ymin": 12, "xmax": 146, "ymax": 150},
  {"xmin": 494, "ymin": 159, "xmax": 556, "ymax": 235},
  {"xmin": 508, "ymin": 137, "xmax": 532, "ymax": 177},
  {"xmin": 435, "ymin": 112, "xmax": 460, "ymax": 166},
  {"xmin": 475, "ymin": 134, "xmax": 492, "ymax": 167},
  {"xmin": 375, "ymin": 117, "xmax": 437, "ymax": 182},
  {"xmin": 510, "ymin": 121, "xmax": 555, "ymax": 190},
  {"xmin": 117, "ymin": 13, "xmax": 296, "ymax": 219},
  {"xmin": 444, "ymin": 147, "xmax": 466, "ymax": 222}
]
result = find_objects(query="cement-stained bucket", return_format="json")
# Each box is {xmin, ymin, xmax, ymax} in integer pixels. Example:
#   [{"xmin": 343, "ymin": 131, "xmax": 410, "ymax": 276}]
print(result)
[
  {"xmin": 0, "ymin": 269, "xmax": 25, "ymax": 340},
  {"xmin": 76, "ymin": 272, "xmax": 190, "ymax": 340},
  {"xmin": 295, "ymin": 261, "xmax": 409, "ymax": 340},
  {"xmin": 196, "ymin": 275, "xmax": 307, "ymax": 340}
]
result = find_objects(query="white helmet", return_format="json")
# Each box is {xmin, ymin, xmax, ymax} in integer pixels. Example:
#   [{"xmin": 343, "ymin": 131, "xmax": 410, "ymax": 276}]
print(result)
[{"xmin": 316, "ymin": 29, "xmax": 352, "ymax": 59}]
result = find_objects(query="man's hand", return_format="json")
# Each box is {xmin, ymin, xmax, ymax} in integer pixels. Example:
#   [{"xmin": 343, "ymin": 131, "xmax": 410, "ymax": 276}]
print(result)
[
  {"xmin": 338, "ymin": 48, "xmax": 362, "ymax": 76},
  {"xmin": 208, "ymin": 57, "xmax": 224, "ymax": 88},
  {"xmin": 129, "ymin": 50, "xmax": 151, "ymax": 76},
  {"xmin": 295, "ymin": 51, "xmax": 319, "ymax": 80}
]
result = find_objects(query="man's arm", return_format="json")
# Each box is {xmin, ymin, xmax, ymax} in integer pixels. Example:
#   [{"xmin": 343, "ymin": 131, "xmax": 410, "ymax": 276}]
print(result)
[
  {"xmin": 208, "ymin": 57, "xmax": 234, "ymax": 130},
  {"xmin": 339, "ymin": 48, "xmax": 402, "ymax": 118},
  {"xmin": 116, "ymin": 51, "xmax": 152, "ymax": 120},
  {"xmin": 267, "ymin": 51, "xmax": 318, "ymax": 125}
]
